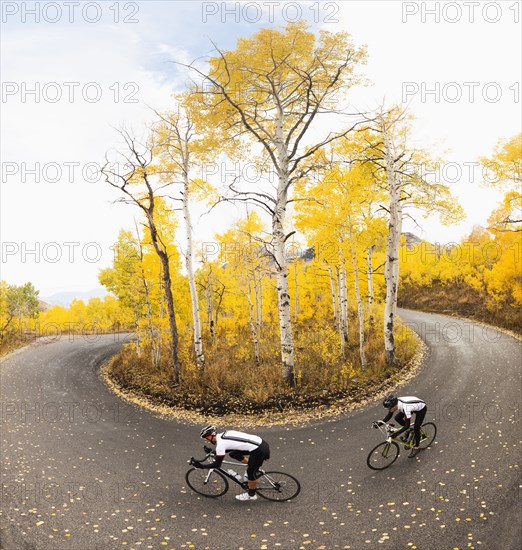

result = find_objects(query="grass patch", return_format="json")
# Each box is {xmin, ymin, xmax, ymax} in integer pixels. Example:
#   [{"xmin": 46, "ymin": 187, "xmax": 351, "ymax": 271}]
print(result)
[
  {"xmin": 399, "ymin": 280, "xmax": 522, "ymax": 335},
  {"xmin": 0, "ymin": 332, "xmax": 36, "ymax": 358},
  {"xmin": 106, "ymin": 315, "xmax": 420, "ymax": 416}
]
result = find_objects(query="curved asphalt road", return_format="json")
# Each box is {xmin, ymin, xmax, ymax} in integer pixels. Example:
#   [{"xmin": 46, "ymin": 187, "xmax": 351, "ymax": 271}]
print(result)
[{"xmin": 0, "ymin": 310, "xmax": 520, "ymax": 550}]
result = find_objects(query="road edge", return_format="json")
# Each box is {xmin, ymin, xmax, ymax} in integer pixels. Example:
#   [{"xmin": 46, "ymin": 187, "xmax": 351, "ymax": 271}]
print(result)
[{"xmin": 100, "ymin": 329, "xmax": 428, "ymax": 428}]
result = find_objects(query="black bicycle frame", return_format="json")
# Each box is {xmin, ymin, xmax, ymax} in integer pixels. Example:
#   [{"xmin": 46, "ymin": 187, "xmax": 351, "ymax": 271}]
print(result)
[{"xmin": 215, "ymin": 467, "xmax": 247, "ymax": 488}]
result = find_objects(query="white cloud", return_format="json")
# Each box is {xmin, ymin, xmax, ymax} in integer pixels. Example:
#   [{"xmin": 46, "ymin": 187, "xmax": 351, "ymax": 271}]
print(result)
[
  {"xmin": 1, "ymin": 21, "xmax": 189, "ymax": 294},
  {"xmin": 330, "ymin": 1, "xmax": 521, "ymax": 242},
  {"xmin": 1, "ymin": 1, "xmax": 520, "ymax": 294}
]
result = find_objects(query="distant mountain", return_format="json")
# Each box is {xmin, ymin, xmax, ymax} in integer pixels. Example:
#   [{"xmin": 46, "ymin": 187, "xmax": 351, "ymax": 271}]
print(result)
[
  {"xmin": 38, "ymin": 300, "xmax": 52, "ymax": 312},
  {"xmin": 402, "ymin": 232, "xmax": 422, "ymax": 249},
  {"xmin": 42, "ymin": 287, "xmax": 110, "ymax": 308},
  {"xmin": 293, "ymin": 236, "xmax": 422, "ymax": 262}
]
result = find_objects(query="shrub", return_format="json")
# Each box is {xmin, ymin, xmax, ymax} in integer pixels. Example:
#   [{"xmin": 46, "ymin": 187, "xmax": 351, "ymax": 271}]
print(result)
[{"xmin": 107, "ymin": 311, "xmax": 420, "ymax": 415}]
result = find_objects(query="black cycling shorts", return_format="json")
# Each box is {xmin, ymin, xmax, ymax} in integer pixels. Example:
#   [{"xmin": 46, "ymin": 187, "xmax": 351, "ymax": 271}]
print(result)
[
  {"xmin": 247, "ymin": 440, "xmax": 270, "ymax": 480},
  {"xmin": 230, "ymin": 440, "xmax": 270, "ymax": 480}
]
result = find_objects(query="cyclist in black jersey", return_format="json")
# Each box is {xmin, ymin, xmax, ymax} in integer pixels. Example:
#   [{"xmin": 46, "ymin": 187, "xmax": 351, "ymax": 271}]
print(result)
[
  {"xmin": 382, "ymin": 395, "xmax": 427, "ymax": 458},
  {"xmin": 192, "ymin": 426, "xmax": 270, "ymax": 501}
]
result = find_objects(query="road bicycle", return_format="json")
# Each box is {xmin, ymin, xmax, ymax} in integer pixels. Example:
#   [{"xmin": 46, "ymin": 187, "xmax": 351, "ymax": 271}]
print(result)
[
  {"xmin": 186, "ymin": 446, "xmax": 301, "ymax": 501},
  {"xmin": 366, "ymin": 420, "xmax": 437, "ymax": 470}
]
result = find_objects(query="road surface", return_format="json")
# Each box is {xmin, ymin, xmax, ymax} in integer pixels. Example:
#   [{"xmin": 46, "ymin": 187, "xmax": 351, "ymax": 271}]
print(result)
[{"xmin": 1, "ymin": 310, "xmax": 520, "ymax": 549}]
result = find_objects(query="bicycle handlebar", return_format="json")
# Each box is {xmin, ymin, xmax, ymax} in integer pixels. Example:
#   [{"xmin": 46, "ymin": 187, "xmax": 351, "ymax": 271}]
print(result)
[
  {"xmin": 372, "ymin": 421, "xmax": 398, "ymax": 439},
  {"xmin": 188, "ymin": 446, "xmax": 215, "ymax": 466},
  {"xmin": 372, "ymin": 420, "xmax": 391, "ymax": 428}
]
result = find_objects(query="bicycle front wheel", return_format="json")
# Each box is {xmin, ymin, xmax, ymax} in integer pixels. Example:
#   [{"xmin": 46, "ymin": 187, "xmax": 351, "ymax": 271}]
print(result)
[
  {"xmin": 256, "ymin": 471, "xmax": 301, "ymax": 501},
  {"xmin": 185, "ymin": 468, "xmax": 229, "ymax": 497},
  {"xmin": 367, "ymin": 441, "xmax": 400, "ymax": 470},
  {"xmin": 417, "ymin": 422, "xmax": 437, "ymax": 449}
]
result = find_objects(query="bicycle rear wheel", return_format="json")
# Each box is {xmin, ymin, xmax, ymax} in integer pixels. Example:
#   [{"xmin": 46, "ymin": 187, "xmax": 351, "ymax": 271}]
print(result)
[
  {"xmin": 256, "ymin": 471, "xmax": 301, "ymax": 501},
  {"xmin": 367, "ymin": 441, "xmax": 400, "ymax": 470},
  {"xmin": 185, "ymin": 468, "xmax": 229, "ymax": 497},
  {"xmin": 417, "ymin": 422, "xmax": 437, "ymax": 449}
]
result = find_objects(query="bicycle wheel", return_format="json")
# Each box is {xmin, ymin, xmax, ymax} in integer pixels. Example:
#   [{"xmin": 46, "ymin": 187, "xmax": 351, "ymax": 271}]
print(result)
[
  {"xmin": 185, "ymin": 468, "xmax": 229, "ymax": 497},
  {"xmin": 417, "ymin": 422, "xmax": 437, "ymax": 449},
  {"xmin": 367, "ymin": 441, "xmax": 400, "ymax": 470},
  {"xmin": 255, "ymin": 471, "xmax": 301, "ymax": 501}
]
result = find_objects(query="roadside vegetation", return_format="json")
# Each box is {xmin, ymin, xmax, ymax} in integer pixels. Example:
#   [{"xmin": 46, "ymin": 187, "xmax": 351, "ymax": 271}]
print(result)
[
  {"xmin": 399, "ymin": 134, "xmax": 522, "ymax": 335},
  {"xmin": 107, "ymin": 301, "xmax": 419, "ymax": 415},
  {"xmin": 0, "ymin": 282, "xmax": 41, "ymax": 357}
]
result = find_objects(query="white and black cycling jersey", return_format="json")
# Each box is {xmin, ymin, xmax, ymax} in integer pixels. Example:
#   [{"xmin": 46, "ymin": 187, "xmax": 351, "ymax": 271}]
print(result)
[
  {"xmin": 397, "ymin": 396, "xmax": 426, "ymax": 420},
  {"xmin": 214, "ymin": 430, "xmax": 262, "ymax": 456}
]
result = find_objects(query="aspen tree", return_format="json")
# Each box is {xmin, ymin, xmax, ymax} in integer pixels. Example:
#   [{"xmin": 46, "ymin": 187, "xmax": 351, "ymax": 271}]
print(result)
[{"xmin": 185, "ymin": 22, "xmax": 367, "ymax": 385}]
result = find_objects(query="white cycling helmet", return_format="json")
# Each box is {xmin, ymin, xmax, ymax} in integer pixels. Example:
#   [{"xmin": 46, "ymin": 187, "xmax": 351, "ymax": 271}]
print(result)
[{"xmin": 200, "ymin": 425, "xmax": 217, "ymax": 439}]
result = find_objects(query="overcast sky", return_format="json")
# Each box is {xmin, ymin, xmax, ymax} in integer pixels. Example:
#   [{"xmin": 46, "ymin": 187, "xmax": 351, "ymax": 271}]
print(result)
[{"xmin": 1, "ymin": 0, "xmax": 520, "ymax": 295}]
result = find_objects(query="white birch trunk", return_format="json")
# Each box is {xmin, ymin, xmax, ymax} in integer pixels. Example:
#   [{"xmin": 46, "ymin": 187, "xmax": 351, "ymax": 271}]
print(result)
[
  {"xmin": 349, "ymin": 218, "xmax": 367, "ymax": 369},
  {"xmin": 146, "ymin": 206, "xmax": 180, "ymax": 384},
  {"xmin": 382, "ymin": 120, "xmax": 403, "ymax": 366},
  {"xmin": 182, "ymin": 175, "xmax": 205, "ymax": 370},
  {"xmin": 257, "ymin": 268, "xmax": 263, "ymax": 330},
  {"xmin": 135, "ymin": 223, "xmax": 160, "ymax": 369},
  {"xmin": 340, "ymin": 266, "xmax": 349, "ymax": 341},
  {"xmin": 254, "ymin": 267, "xmax": 263, "ymax": 331},
  {"xmin": 253, "ymin": 266, "xmax": 262, "ymax": 330},
  {"xmin": 132, "ymin": 304, "xmax": 141, "ymax": 356},
  {"xmin": 327, "ymin": 264, "xmax": 338, "ymax": 329},
  {"xmin": 246, "ymin": 267, "xmax": 261, "ymax": 364},
  {"xmin": 367, "ymin": 244, "xmax": 376, "ymax": 324},
  {"xmin": 273, "ymin": 107, "xmax": 295, "ymax": 386},
  {"xmin": 273, "ymin": 212, "xmax": 295, "ymax": 385},
  {"xmin": 336, "ymin": 267, "xmax": 343, "ymax": 350},
  {"xmin": 338, "ymin": 244, "xmax": 349, "ymax": 351},
  {"xmin": 293, "ymin": 262, "xmax": 299, "ymax": 324},
  {"xmin": 142, "ymin": 278, "xmax": 159, "ymax": 370},
  {"xmin": 155, "ymin": 272, "xmax": 164, "ymax": 371},
  {"xmin": 205, "ymin": 271, "xmax": 216, "ymax": 345},
  {"xmin": 392, "ymin": 233, "xmax": 401, "ymax": 320},
  {"xmin": 248, "ymin": 315, "xmax": 260, "ymax": 364}
]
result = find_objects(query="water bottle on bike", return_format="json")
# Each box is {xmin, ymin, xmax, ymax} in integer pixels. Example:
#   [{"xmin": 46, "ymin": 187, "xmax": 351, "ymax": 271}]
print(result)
[{"xmin": 227, "ymin": 469, "xmax": 243, "ymax": 482}]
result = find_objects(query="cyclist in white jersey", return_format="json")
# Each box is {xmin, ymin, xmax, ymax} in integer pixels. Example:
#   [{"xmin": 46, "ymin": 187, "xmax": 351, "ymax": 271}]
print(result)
[
  {"xmin": 382, "ymin": 395, "xmax": 427, "ymax": 458},
  {"xmin": 192, "ymin": 426, "xmax": 270, "ymax": 501}
]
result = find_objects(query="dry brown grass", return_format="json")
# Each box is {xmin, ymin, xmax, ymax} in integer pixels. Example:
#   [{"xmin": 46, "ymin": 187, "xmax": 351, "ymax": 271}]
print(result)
[
  {"xmin": 399, "ymin": 281, "xmax": 522, "ymax": 334},
  {"xmin": 0, "ymin": 332, "xmax": 35, "ymax": 358},
  {"xmin": 108, "ymin": 313, "xmax": 419, "ymax": 415}
]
